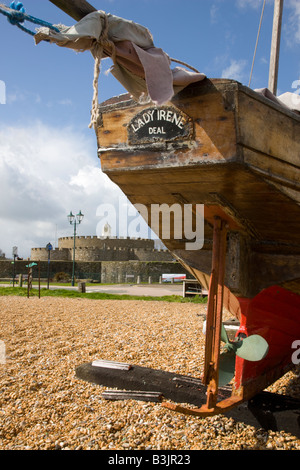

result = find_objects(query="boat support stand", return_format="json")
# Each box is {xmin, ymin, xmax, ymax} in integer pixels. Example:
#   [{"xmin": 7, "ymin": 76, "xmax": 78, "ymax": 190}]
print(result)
[{"xmin": 162, "ymin": 216, "xmax": 243, "ymax": 416}]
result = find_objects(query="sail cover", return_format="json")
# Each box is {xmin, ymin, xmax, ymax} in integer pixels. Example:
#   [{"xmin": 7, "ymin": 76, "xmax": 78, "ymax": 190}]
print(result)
[
  {"xmin": 35, "ymin": 10, "xmax": 206, "ymax": 107},
  {"xmin": 255, "ymin": 88, "xmax": 300, "ymax": 114}
]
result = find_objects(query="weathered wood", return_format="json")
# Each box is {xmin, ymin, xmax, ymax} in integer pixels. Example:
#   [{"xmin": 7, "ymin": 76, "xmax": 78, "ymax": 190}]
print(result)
[
  {"xmin": 49, "ymin": 0, "xmax": 96, "ymax": 21},
  {"xmin": 97, "ymin": 78, "xmax": 300, "ymax": 298},
  {"xmin": 238, "ymin": 89, "xmax": 300, "ymax": 168},
  {"xmin": 102, "ymin": 390, "xmax": 163, "ymax": 402},
  {"xmin": 77, "ymin": 362, "xmax": 300, "ymax": 434},
  {"xmin": 93, "ymin": 39, "xmax": 300, "ymax": 417},
  {"xmin": 92, "ymin": 359, "xmax": 132, "ymax": 371},
  {"xmin": 97, "ymin": 83, "xmax": 238, "ymax": 166},
  {"xmin": 268, "ymin": 0, "xmax": 284, "ymax": 95},
  {"xmin": 105, "ymin": 165, "xmax": 300, "ymax": 245}
]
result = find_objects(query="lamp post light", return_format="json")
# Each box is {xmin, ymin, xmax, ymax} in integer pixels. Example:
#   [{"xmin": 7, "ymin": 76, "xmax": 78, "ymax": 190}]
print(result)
[{"xmin": 67, "ymin": 210, "xmax": 84, "ymax": 286}]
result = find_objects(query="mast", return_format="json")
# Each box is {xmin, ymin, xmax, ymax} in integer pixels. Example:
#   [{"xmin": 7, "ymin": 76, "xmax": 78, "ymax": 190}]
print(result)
[
  {"xmin": 49, "ymin": 0, "xmax": 96, "ymax": 21},
  {"xmin": 268, "ymin": 0, "xmax": 284, "ymax": 95}
]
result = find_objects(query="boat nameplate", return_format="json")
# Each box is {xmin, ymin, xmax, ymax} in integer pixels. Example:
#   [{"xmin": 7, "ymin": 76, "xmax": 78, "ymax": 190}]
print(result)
[{"xmin": 128, "ymin": 106, "xmax": 193, "ymax": 144}]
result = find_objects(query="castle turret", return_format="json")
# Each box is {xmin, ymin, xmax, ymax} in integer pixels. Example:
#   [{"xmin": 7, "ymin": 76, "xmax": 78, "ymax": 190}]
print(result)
[{"xmin": 102, "ymin": 223, "xmax": 112, "ymax": 237}]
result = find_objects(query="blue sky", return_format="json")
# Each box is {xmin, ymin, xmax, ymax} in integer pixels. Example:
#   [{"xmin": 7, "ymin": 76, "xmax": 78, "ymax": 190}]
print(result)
[{"xmin": 0, "ymin": 0, "xmax": 299, "ymax": 259}]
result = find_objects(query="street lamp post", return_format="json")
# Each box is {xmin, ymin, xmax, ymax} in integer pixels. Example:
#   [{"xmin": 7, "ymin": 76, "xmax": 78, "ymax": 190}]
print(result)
[
  {"xmin": 12, "ymin": 246, "xmax": 18, "ymax": 287},
  {"xmin": 67, "ymin": 210, "xmax": 84, "ymax": 286},
  {"xmin": 46, "ymin": 242, "xmax": 53, "ymax": 289}
]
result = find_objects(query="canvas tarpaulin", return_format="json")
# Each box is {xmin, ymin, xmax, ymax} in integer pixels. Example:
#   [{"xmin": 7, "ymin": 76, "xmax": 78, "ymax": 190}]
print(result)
[
  {"xmin": 255, "ymin": 88, "xmax": 300, "ymax": 114},
  {"xmin": 35, "ymin": 10, "xmax": 206, "ymax": 128}
]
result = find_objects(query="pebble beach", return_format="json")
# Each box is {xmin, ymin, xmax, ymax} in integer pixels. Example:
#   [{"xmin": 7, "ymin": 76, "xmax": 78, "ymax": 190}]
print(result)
[{"xmin": 0, "ymin": 295, "xmax": 299, "ymax": 451}]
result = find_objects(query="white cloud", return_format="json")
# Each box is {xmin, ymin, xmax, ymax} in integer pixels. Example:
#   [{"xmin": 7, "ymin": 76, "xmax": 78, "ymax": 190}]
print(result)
[
  {"xmin": 0, "ymin": 121, "xmax": 125, "ymax": 258},
  {"xmin": 286, "ymin": 0, "xmax": 300, "ymax": 44},
  {"xmin": 235, "ymin": 0, "xmax": 269, "ymax": 9},
  {"xmin": 221, "ymin": 59, "xmax": 247, "ymax": 82},
  {"xmin": 57, "ymin": 98, "xmax": 73, "ymax": 106},
  {"xmin": 210, "ymin": 5, "xmax": 219, "ymax": 24},
  {"xmin": 236, "ymin": 0, "xmax": 300, "ymax": 45},
  {"xmin": 6, "ymin": 88, "xmax": 41, "ymax": 105}
]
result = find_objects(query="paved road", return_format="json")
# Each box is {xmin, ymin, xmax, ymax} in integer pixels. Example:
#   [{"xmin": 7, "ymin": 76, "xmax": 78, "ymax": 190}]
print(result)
[
  {"xmin": 85, "ymin": 283, "xmax": 184, "ymax": 297},
  {"xmin": 1, "ymin": 282, "xmax": 184, "ymax": 297}
]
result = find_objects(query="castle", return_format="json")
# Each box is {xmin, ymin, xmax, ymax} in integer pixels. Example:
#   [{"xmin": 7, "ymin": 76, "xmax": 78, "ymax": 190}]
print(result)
[
  {"xmin": 0, "ymin": 224, "xmax": 189, "ymax": 284},
  {"xmin": 30, "ymin": 224, "xmax": 173, "ymax": 263}
]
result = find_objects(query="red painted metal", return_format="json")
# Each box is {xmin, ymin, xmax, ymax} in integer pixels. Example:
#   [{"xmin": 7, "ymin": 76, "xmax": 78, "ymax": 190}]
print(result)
[
  {"xmin": 234, "ymin": 285, "xmax": 300, "ymax": 392},
  {"xmin": 163, "ymin": 285, "xmax": 300, "ymax": 416}
]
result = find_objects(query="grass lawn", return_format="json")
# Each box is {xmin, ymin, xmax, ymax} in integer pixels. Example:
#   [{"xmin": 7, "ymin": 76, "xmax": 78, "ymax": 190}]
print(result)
[{"xmin": 0, "ymin": 286, "xmax": 207, "ymax": 304}]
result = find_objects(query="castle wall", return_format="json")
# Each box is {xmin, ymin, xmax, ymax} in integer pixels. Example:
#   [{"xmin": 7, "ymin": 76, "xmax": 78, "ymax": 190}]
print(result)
[
  {"xmin": 31, "ymin": 236, "xmax": 173, "ymax": 263},
  {"xmin": 31, "ymin": 248, "xmax": 70, "ymax": 262},
  {"xmin": 0, "ymin": 260, "xmax": 189, "ymax": 284},
  {"xmin": 100, "ymin": 261, "xmax": 188, "ymax": 284},
  {"xmin": 58, "ymin": 236, "xmax": 155, "ymax": 250}
]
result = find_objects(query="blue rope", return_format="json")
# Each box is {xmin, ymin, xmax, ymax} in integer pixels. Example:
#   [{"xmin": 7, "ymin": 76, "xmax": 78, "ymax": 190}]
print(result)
[{"xmin": 0, "ymin": 1, "xmax": 60, "ymax": 36}]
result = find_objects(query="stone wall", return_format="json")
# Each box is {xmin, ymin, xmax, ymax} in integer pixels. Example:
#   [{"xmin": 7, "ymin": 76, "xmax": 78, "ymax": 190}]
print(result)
[
  {"xmin": 58, "ymin": 236, "xmax": 155, "ymax": 250},
  {"xmin": 0, "ymin": 260, "xmax": 189, "ymax": 284},
  {"xmin": 31, "ymin": 236, "xmax": 173, "ymax": 263},
  {"xmin": 100, "ymin": 261, "xmax": 188, "ymax": 284},
  {"xmin": 30, "ymin": 248, "xmax": 70, "ymax": 262}
]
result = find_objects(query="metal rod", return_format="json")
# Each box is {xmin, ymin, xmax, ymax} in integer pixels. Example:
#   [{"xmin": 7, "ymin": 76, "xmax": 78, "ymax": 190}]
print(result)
[
  {"xmin": 12, "ymin": 254, "xmax": 16, "ymax": 287},
  {"xmin": 47, "ymin": 251, "xmax": 50, "ymax": 289},
  {"xmin": 27, "ymin": 265, "xmax": 30, "ymax": 298},
  {"xmin": 38, "ymin": 261, "xmax": 41, "ymax": 299},
  {"xmin": 72, "ymin": 220, "xmax": 76, "ymax": 287}
]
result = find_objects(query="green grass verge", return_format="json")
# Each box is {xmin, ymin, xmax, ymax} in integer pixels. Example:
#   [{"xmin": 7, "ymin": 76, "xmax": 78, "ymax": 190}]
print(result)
[{"xmin": 0, "ymin": 286, "xmax": 207, "ymax": 304}]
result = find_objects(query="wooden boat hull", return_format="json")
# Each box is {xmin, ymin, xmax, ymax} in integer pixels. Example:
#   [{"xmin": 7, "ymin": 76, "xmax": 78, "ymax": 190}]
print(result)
[{"xmin": 96, "ymin": 78, "xmax": 300, "ymax": 412}]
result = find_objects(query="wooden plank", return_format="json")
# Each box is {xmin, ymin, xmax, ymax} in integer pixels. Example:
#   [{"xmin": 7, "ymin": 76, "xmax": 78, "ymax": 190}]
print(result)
[
  {"xmin": 104, "ymin": 163, "xmax": 300, "ymax": 243},
  {"xmin": 92, "ymin": 360, "xmax": 132, "ymax": 371},
  {"xmin": 97, "ymin": 78, "xmax": 300, "ymax": 299},
  {"xmin": 49, "ymin": 0, "xmax": 96, "ymax": 21},
  {"xmin": 102, "ymin": 390, "xmax": 163, "ymax": 402},
  {"xmin": 104, "ymin": 164, "xmax": 243, "ymax": 187},
  {"xmin": 238, "ymin": 91, "xmax": 300, "ymax": 167},
  {"xmin": 243, "ymin": 148, "xmax": 300, "ymax": 193},
  {"xmin": 270, "ymin": 184, "xmax": 300, "ymax": 204},
  {"xmin": 249, "ymin": 252, "xmax": 300, "ymax": 296},
  {"xmin": 268, "ymin": 0, "xmax": 284, "ymax": 95},
  {"xmin": 98, "ymin": 84, "xmax": 238, "ymax": 167},
  {"xmin": 172, "ymin": 376, "xmax": 204, "ymax": 386}
]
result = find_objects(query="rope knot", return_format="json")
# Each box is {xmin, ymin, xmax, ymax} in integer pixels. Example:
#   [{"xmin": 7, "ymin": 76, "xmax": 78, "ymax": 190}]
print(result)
[{"xmin": 8, "ymin": 1, "xmax": 25, "ymax": 24}]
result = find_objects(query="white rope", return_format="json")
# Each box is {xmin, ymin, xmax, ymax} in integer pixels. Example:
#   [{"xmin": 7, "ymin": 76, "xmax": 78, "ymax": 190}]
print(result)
[
  {"xmin": 89, "ymin": 14, "xmax": 116, "ymax": 130},
  {"xmin": 249, "ymin": 0, "xmax": 266, "ymax": 88},
  {"xmin": 169, "ymin": 57, "xmax": 200, "ymax": 73},
  {"xmin": 88, "ymin": 15, "xmax": 200, "ymax": 129}
]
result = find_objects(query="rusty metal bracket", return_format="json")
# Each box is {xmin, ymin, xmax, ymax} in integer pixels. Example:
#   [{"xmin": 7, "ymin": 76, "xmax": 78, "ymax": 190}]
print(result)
[
  {"xmin": 202, "ymin": 216, "xmax": 228, "ymax": 408},
  {"xmin": 161, "ymin": 216, "xmax": 245, "ymax": 416},
  {"xmin": 162, "ymin": 395, "xmax": 243, "ymax": 417}
]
